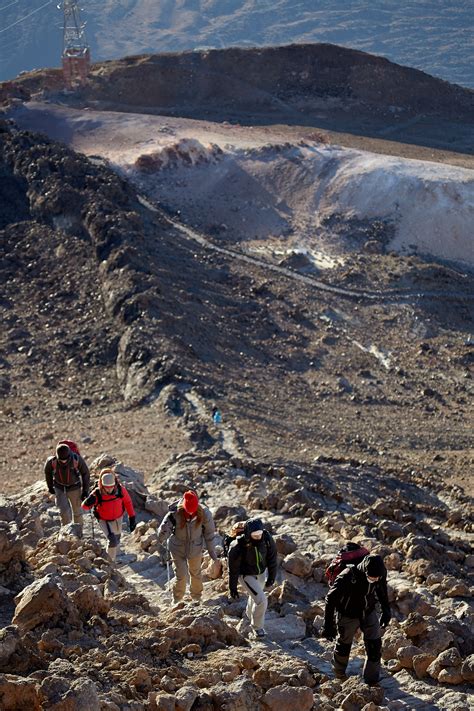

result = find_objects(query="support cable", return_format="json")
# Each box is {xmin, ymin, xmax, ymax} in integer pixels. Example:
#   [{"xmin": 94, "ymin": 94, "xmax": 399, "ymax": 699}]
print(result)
[
  {"xmin": 0, "ymin": 0, "xmax": 52, "ymax": 34},
  {"xmin": 0, "ymin": 0, "xmax": 20, "ymax": 12}
]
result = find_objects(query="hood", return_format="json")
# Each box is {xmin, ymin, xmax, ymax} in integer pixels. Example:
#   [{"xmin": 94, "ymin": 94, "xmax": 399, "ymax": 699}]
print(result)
[
  {"xmin": 358, "ymin": 554, "xmax": 386, "ymax": 578},
  {"xmin": 244, "ymin": 518, "xmax": 264, "ymax": 538}
]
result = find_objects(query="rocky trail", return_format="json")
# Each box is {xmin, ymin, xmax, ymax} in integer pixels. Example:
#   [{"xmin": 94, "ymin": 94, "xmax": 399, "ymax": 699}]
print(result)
[
  {"xmin": 138, "ymin": 196, "xmax": 474, "ymax": 306},
  {"xmin": 2, "ymin": 393, "xmax": 472, "ymax": 710}
]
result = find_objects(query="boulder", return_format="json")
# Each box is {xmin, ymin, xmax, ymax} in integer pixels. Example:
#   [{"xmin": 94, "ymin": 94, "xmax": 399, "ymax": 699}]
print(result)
[
  {"xmin": 70, "ymin": 585, "xmax": 111, "ymax": 618},
  {"xmin": 264, "ymin": 614, "xmax": 306, "ymax": 642},
  {"xmin": 417, "ymin": 620, "xmax": 454, "ymax": 655},
  {"xmin": 461, "ymin": 654, "xmax": 474, "ymax": 683},
  {"xmin": 0, "ymin": 521, "xmax": 25, "ymax": 587},
  {"xmin": 412, "ymin": 653, "xmax": 436, "ymax": 679},
  {"xmin": 427, "ymin": 647, "xmax": 462, "ymax": 680},
  {"xmin": 175, "ymin": 686, "xmax": 199, "ymax": 711},
  {"xmin": 0, "ymin": 627, "xmax": 20, "ymax": 669},
  {"xmin": 144, "ymin": 496, "xmax": 168, "ymax": 518},
  {"xmin": 205, "ymin": 559, "xmax": 223, "ymax": 580},
  {"xmin": 401, "ymin": 612, "xmax": 428, "ymax": 638},
  {"xmin": 445, "ymin": 582, "xmax": 470, "ymax": 597},
  {"xmin": 211, "ymin": 678, "xmax": 260, "ymax": 710},
  {"xmin": 381, "ymin": 627, "xmax": 409, "ymax": 661},
  {"xmin": 274, "ymin": 534, "xmax": 297, "ymax": 556},
  {"xmin": 396, "ymin": 645, "xmax": 423, "ymax": 669},
  {"xmin": 262, "ymin": 683, "xmax": 313, "ymax": 711},
  {"xmin": 0, "ymin": 498, "xmax": 17, "ymax": 523},
  {"xmin": 58, "ymin": 523, "xmax": 82, "ymax": 539},
  {"xmin": 383, "ymin": 552, "xmax": 401, "ymax": 571},
  {"xmin": 147, "ymin": 692, "xmax": 175, "ymax": 711},
  {"xmin": 377, "ymin": 520, "xmax": 403, "ymax": 541},
  {"xmin": 13, "ymin": 575, "xmax": 79, "ymax": 632},
  {"xmin": 268, "ymin": 580, "xmax": 308, "ymax": 608},
  {"xmin": 333, "ymin": 677, "xmax": 385, "ymax": 708},
  {"xmin": 281, "ymin": 552, "xmax": 313, "ymax": 577},
  {"xmin": 40, "ymin": 676, "xmax": 100, "ymax": 710},
  {"xmin": 252, "ymin": 659, "xmax": 314, "ymax": 691},
  {"xmin": 438, "ymin": 668, "xmax": 464, "ymax": 685},
  {"xmin": 0, "ymin": 673, "xmax": 41, "ymax": 710},
  {"xmin": 436, "ymin": 647, "xmax": 462, "ymax": 667}
]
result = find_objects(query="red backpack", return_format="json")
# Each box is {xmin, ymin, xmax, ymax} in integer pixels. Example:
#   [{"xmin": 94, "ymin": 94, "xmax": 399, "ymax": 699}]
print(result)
[
  {"xmin": 58, "ymin": 439, "xmax": 80, "ymax": 455},
  {"xmin": 325, "ymin": 543, "xmax": 369, "ymax": 586}
]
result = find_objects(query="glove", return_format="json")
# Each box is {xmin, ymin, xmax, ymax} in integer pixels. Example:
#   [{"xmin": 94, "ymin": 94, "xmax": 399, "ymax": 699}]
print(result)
[
  {"xmin": 265, "ymin": 578, "xmax": 274, "ymax": 589},
  {"xmin": 380, "ymin": 610, "xmax": 391, "ymax": 628},
  {"xmin": 229, "ymin": 589, "xmax": 239, "ymax": 600},
  {"xmin": 81, "ymin": 490, "xmax": 89, "ymax": 502},
  {"xmin": 129, "ymin": 516, "xmax": 136, "ymax": 533},
  {"xmin": 83, "ymin": 493, "xmax": 95, "ymax": 507},
  {"xmin": 322, "ymin": 621, "xmax": 337, "ymax": 641}
]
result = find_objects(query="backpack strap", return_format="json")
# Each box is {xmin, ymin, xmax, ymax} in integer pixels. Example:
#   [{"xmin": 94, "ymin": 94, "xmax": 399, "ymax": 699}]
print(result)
[
  {"xmin": 51, "ymin": 454, "xmax": 79, "ymax": 485},
  {"xmin": 95, "ymin": 483, "xmax": 124, "ymax": 505},
  {"xmin": 169, "ymin": 512, "xmax": 176, "ymax": 534}
]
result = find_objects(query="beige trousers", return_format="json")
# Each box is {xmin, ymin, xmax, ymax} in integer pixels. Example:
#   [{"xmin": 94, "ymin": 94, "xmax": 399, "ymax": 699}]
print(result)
[
  {"xmin": 240, "ymin": 572, "xmax": 268, "ymax": 630},
  {"xmin": 171, "ymin": 554, "xmax": 203, "ymax": 602},
  {"xmin": 55, "ymin": 486, "xmax": 83, "ymax": 528},
  {"xmin": 98, "ymin": 516, "xmax": 123, "ymax": 562}
]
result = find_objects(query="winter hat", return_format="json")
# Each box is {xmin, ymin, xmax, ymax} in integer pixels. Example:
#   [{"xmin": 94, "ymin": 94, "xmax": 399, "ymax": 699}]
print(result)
[
  {"xmin": 56, "ymin": 444, "xmax": 70, "ymax": 460},
  {"xmin": 364, "ymin": 554, "xmax": 386, "ymax": 578},
  {"xmin": 182, "ymin": 491, "xmax": 199, "ymax": 515},
  {"xmin": 100, "ymin": 470, "xmax": 116, "ymax": 488},
  {"xmin": 244, "ymin": 518, "xmax": 264, "ymax": 537}
]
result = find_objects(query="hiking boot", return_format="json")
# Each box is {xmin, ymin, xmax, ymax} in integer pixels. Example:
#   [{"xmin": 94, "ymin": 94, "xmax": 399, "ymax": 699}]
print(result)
[
  {"xmin": 334, "ymin": 672, "xmax": 348, "ymax": 681},
  {"xmin": 254, "ymin": 628, "xmax": 266, "ymax": 638}
]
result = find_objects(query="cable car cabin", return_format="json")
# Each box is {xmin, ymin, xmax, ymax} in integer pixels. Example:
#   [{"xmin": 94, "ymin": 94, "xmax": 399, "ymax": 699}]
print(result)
[{"xmin": 62, "ymin": 46, "xmax": 90, "ymax": 88}]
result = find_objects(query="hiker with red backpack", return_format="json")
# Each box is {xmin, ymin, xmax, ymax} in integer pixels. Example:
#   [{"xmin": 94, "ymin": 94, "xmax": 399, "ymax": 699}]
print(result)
[
  {"xmin": 157, "ymin": 490, "xmax": 218, "ymax": 604},
  {"xmin": 322, "ymin": 552, "xmax": 391, "ymax": 684},
  {"xmin": 227, "ymin": 518, "xmax": 277, "ymax": 639},
  {"xmin": 81, "ymin": 469, "xmax": 136, "ymax": 562},
  {"xmin": 44, "ymin": 441, "xmax": 90, "ymax": 532}
]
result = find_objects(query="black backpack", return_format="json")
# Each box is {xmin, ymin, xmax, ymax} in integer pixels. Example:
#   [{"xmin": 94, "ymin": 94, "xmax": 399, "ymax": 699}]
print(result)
[{"xmin": 222, "ymin": 522, "xmax": 273, "ymax": 559}]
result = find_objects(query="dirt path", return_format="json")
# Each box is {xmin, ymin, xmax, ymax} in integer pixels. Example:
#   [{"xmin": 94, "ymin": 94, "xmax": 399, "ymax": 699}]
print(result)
[{"xmin": 138, "ymin": 196, "xmax": 474, "ymax": 304}]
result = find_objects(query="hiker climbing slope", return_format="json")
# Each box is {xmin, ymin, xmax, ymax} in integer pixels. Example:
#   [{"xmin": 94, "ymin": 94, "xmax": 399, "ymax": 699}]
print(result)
[
  {"xmin": 228, "ymin": 518, "xmax": 277, "ymax": 638},
  {"xmin": 157, "ymin": 490, "xmax": 218, "ymax": 603},
  {"xmin": 82, "ymin": 469, "xmax": 136, "ymax": 561},
  {"xmin": 44, "ymin": 441, "xmax": 90, "ymax": 532},
  {"xmin": 323, "ymin": 553, "xmax": 391, "ymax": 684}
]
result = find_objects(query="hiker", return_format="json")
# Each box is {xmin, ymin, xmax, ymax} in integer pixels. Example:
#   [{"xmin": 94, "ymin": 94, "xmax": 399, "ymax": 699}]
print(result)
[
  {"xmin": 157, "ymin": 490, "xmax": 218, "ymax": 603},
  {"xmin": 81, "ymin": 469, "xmax": 136, "ymax": 561},
  {"xmin": 44, "ymin": 441, "xmax": 90, "ymax": 532},
  {"xmin": 228, "ymin": 518, "xmax": 277, "ymax": 638},
  {"xmin": 212, "ymin": 406, "xmax": 222, "ymax": 425},
  {"xmin": 322, "ymin": 553, "xmax": 391, "ymax": 684}
]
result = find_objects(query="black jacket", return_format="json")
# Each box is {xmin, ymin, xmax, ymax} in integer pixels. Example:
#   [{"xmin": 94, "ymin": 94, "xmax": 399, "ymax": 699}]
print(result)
[
  {"xmin": 44, "ymin": 453, "xmax": 90, "ymax": 493},
  {"xmin": 325, "ymin": 557, "xmax": 390, "ymax": 625},
  {"xmin": 228, "ymin": 531, "xmax": 277, "ymax": 593}
]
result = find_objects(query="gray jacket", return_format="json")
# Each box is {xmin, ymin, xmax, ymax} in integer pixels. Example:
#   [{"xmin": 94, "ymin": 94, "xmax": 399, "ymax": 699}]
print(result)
[{"xmin": 157, "ymin": 504, "xmax": 217, "ymax": 560}]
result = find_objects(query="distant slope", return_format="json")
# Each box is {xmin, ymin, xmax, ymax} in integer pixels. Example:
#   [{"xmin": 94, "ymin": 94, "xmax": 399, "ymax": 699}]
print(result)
[
  {"xmin": 78, "ymin": 44, "xmax": 474, "ymax": 121},
  {"xmin": 0, "ymin": 1, "xmax": 473, "ymax": 89}
]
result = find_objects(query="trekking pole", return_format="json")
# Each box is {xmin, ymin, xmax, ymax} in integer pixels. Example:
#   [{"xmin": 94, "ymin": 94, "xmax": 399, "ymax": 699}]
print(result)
[
  {"xmin": 90, "ymin": 510, "xmax": 95, "ymax": 540},
  {"xmin": 166, "ymin": 539, "xmax": 173, "ymax": 605}
]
